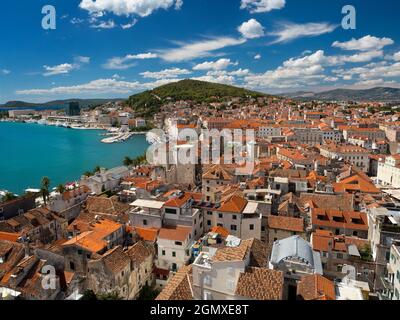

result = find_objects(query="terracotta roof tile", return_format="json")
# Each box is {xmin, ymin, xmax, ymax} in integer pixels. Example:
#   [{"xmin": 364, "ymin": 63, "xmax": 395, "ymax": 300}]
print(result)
[
  {"xmin": 156, "ymin": 265, "xmax": 193, "ymax": 300},
  {"xmin": 297, "ymin": 274, "xmax": 336, "ymax": 300},
  {"xmin": 268, "ymin": 216, "xmax": 304, "ymax": 233},
  {"xmin": 235, "ymin": 267, "xmax": 283, "ymax": 300}
]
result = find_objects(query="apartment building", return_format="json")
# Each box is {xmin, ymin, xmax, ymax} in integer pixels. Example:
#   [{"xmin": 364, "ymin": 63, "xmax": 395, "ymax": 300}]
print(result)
[
  {"xmin": 311, "ymin": 208, "xmax": 369, "ymax": 239},
  {"xmin": 377, "ymin": 155, "xmax": 400, "ymax": 188},
  {"xmin": 277, "ymin": 147, "xmax": 314, "ymax": 170},
  {"xmin": 156, "ymin": 225, "xmax": 193, "ymax": 273},
  {"xmin": 203, "ymin": 195, "xmax": 262, "ymax": 240},
  {"xmin": 190, "ymin": 238, "xmax": 283, "ymax": 300},
  {"xmin": 292, "ymin": 128, "xmax": 323, "ymax": 146},
  {"xmin": 342, "ymin": 127, "xmax": 386, "ymax": 141},
  {"xmin": 386, "ymin": 243, "xmax": 400, "ymax": 300},
  {"xmin": 129, "ymin": 199, "xmax": 165, "ymax": 229},
  {"xmin": 319, "ymin": 143, "xmax": 370, "ymax": 173}
]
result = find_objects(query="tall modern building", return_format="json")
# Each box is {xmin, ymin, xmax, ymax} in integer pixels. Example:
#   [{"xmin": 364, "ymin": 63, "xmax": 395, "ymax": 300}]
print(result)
[{"xmin": 66, "ymin": 102, "xmax": 80, "ymax": 116}]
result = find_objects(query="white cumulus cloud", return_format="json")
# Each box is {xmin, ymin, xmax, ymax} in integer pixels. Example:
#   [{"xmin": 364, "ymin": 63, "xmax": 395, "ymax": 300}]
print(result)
[
  {"xmin": 140, "ymin": 68, "xmax": 191, "ymax": 79},
  {"xmin": 193, "ymin": 58, "xmax": 237, "ymax": 71},
  {"xmin": 240, "ymin": 0, "xmax": 285, "ymax": 13},
  {"xmin": 79, "ymin": 0, "xmax": 182, "ymax": 17},
  {"xmin": 238, "ymin": 19, "xmax": 265, "ymax": 39},
  {"xmin": 332, "ymin": 35, "xmax": 394, "ymax": 51}
]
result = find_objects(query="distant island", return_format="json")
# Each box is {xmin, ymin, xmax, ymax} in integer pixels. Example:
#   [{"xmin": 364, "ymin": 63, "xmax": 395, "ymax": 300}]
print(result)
[
  {"xmin": 279, "ymin": 87, "xmax": 400, "ymax": 102},
  {"xmin": 0, "ymin": 98, "xmax": 124, "ymax": 109}
]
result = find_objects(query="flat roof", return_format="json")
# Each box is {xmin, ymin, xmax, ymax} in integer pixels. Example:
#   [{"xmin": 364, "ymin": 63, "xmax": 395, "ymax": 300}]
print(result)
[
  {"xmin": 130, "ymin": 199, "xmax": 165, "ymax": 209},
  {"xmin": 243, "ymin": 202, "xmax": 258, "ymax": 214}
]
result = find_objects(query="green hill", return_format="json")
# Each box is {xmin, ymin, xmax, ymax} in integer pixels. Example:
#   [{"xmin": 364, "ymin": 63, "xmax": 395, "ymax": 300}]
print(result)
[{"xmin": 127, "ymin": 79, "xmax": 267, "ymax": 118}]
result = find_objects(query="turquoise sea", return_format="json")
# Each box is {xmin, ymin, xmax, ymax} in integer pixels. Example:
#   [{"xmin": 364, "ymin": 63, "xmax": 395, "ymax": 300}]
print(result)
[{"xmin": 0, "ymin": 122, "xmax": 149, "ymax": 194}]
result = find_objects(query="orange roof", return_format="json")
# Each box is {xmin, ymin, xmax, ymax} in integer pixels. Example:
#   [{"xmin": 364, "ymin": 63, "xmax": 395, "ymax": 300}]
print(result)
[
  {"xmin": 63, "ymin": 218, "xmax": 122, "ymax": 253},
  {"xmin": 0, "ymin": 231, "xmax": 21, "ymax": 242},
  {"xmin": 297, "ymin": 274, "xmax": 336, "ymax": 300},
  {"xmin": 268, "ymin": 216, "xmax": 304, "ymax": 233},
  {"xmin": 278, "ymin": 148, "xmax": 307, "ymax": 161},
  {"xmin": 134, "ymin": 227, "xmax": 159, "ymax": 242},
  {"xmin": 218, "ymin": 195, "xmax": 248, "ymax": 213},
  {"xmin": 312, "ymin": 231, "xmax": 369, "ymax": 253},
  {"xmin": 158, "ymin": 225, "xmax": 192, "ymax": 241},
  {"xmin": 334, "ymin": 174, "xmax": 380, "ymax": 194},
  {"xmin": 62, "ymin": 185, "xmax": 90, "ymax": 201},
  {"xmin": 177, "ymin": 124, "xmax": 197, "ymax": 129},
  {"xmin": 164, "ymin": 192, "xmax": 197, "ymax": 208},
  {"xmin": 312, "ymin": 209, "xmax": 368, "ymax": 231},
  {"xmin": 211, "ymin": 226, "xmax": 230, "ymax": 238}
]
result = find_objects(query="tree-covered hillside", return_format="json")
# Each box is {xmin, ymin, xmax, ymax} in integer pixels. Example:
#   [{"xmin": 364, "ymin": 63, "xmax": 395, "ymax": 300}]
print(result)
[{"xmin": 126, "ymin": 79, "xmax": 267, "ymax": 118}]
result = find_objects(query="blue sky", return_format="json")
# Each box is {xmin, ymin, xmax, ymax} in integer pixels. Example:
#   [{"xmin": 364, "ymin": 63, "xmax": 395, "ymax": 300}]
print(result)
[{"xmin": 1, "ymin": 0, "xmax": 400, "ymax": 103}]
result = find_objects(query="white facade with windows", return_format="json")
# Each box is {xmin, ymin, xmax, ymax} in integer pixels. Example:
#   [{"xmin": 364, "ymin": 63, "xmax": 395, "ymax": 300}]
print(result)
[
  {"xmin": 377, "ymin": 156, "xmax": 400, "ymax": 188},
  {"xmin": 387, "ymin": 245, "xmax": 400, "ymax": 300}
]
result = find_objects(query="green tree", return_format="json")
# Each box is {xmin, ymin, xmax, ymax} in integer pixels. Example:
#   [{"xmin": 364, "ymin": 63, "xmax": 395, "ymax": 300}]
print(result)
[
  {"xmin": 123, "ymin": 156, "xmax": 133, "ymax": 167},
  {"xmin": 2, "ymin": 192, "xmax": 17, "ymax": 203},
  {"xmin": 138, "ymin": 285, "xmax": 160, "ymax": 300},
  {"xmin": 359, "ymin": 244, "xmax": 373, "ymax": 261},
  {"xmin": 56, "ymin": 184, "xmax": 66, "ymax": 194},
  {"xmin": 83, "ymin": 171, "xmax": 93, "ymax": 177},
  {"xmin": 99, "ymin": 292, "xmax": 122, "ymax": 300},
  {"xmin": 81, "ymin": 290, "xmax": 98, "ymax": 301},
  {"xmin": 40, "ymin": 176, "xmax": 50, "ymax": 205},
  {"xmin": 93, "ymin": 166, "xmax": 101, "ymax": 174}
]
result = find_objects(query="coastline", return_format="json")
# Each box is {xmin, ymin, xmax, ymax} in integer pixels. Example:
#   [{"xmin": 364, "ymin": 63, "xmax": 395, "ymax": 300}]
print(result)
[
  {"xmin": 0, "ymin": 118, "xmax": 147, "ymax": 144},
  {"xmin": 0, "ymin": 121, "xmax": 149, "ymax": 194}
]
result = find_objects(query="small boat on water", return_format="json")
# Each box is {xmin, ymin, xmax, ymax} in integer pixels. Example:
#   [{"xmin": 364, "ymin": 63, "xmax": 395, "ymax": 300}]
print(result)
[{"xmin": 37, "ymin": 119, "xmax": 48, "ymax": 125}]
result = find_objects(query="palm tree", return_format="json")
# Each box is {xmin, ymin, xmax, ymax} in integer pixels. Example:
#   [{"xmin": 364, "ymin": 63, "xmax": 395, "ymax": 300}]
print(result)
[
  {"xmin": 56, "ymin": 184, "xmax": 66, "ymax": 194},
  {"xmin": 123, "ymin": 156, "xmax": 133, "ymax": 167},
  {"xmin": 41, "ymin": 176, "xmax": 50, "ymax": 205},
  {"xmin": 2, "ymin": 192, "xmax": 17, "ymax": 203},
  {"xmin": 93, "ymin": 166, "xmax": 101, "ymax": 174},
  {"xmin": 83, "ymin": 171, "xmax": 93, "ymax": 177}
]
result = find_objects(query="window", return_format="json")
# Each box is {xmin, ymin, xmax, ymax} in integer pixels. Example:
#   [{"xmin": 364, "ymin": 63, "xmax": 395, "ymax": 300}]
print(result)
[
  {"xmin": 218, "ymin": 214, "xmax": 223, "ymax": 219},
  {"xmin": 143, "ymin": 219, "xmax": 148, "ymax": 226},
  {"xmin": 172, "ymin": 251, "xmax": 176, "ymax": 257},
  {"xmin": 175, "ymin": 241, "xmax": 183, "ymax": 246},
  {"xmin": 227, "ymin": 279, "xmax": 235, "ymax": 291},
  {"xmin": 162, "ymin": 250, "xmax": 166, "ymax": 256},
  {"xmin": 249, "ymin": 224, "xmax": 254, "ymax": 230},
  {"xmin": 165, "ymin": 208, "xmax": 177, "ymax": 215},
  {"xmin": 337, "ymin": 253, "xmax": 344, "ymax": 259},
  {"xmin": 232, "ymin": 215, "xmax": 237, "ymax": 220},
  {"xmin": 207, "ymin": 220, "xmax": 211, "ymax": 226},
  {"xmin": 203, "ymin": 275, "xmax": 212, "ymax": 286},
  {"xmin": 207, "ymin": 211, "xmax": 213, "ymax": 216},
  {"xmin": 69, "ymin": 261, "xmax": 75, "ymax": 271},
  {"xmin": 231, "ymin": 225, "xmax": 237, "ymax": 231}
]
